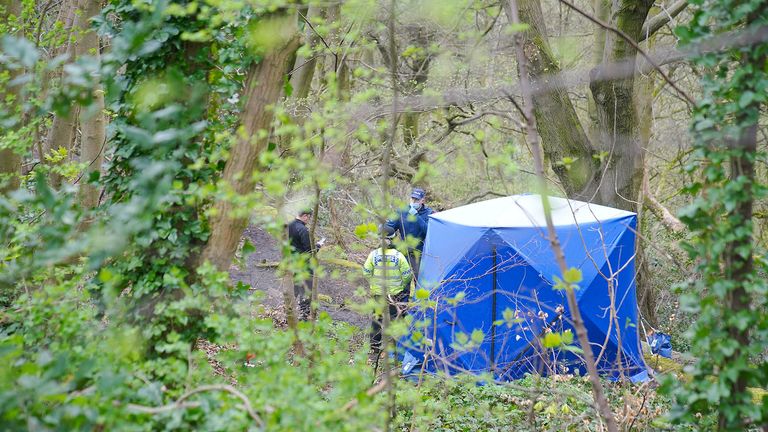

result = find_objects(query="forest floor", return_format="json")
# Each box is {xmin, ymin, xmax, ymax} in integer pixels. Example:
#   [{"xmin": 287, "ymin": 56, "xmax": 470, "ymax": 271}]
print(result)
[{"xmin": 229, "ymin": 225, "xmax": 369, "ymax": 329}]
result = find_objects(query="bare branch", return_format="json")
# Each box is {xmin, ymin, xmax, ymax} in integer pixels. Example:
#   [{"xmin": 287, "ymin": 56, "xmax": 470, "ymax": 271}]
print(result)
[
  {"xmin": 463, "ymin": 191, "xmax": 506, "ymax": 205},
  {"xmin": 340, "ymin": 370, "xmax": 398, "ymax": 411},
  {"xmin": 639, "ymin": 0, "xmax": 689, "ymax": 42},
  {"xmin": 348, "ymin": 27, "xmax": 768, "ymax": 127},
  {"xmin": 124, "ymin": 385, "xmax": 264, "ymax": 427},
  {"xmin": 556, "ymin": 0, "xmax": 695, "ymax": 105},
  {"xmin": 642, "ymin": 170, "xmax": 685, "ymax": 233},
  {"xmin": 297, "ymin": 8, "xmax": 330, "ymax": 50}
]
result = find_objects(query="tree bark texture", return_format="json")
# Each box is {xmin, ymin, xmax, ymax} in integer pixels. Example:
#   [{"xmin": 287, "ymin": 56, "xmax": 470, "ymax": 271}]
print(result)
[
  {"xmin": 0, "ymin": 0, "xmax": 23, "ymax": 194},
  {"xmin": 639, "ymin": 0, "xmax": 688, "ymax": 42},
  {"xmin": 200, "ymin": 15, "xmax": 299, "ymax": 271},
  {"xmin": 290, "ymin": 5, "xmax": 323, "ymax": 101},
  {"xmin": 512, "ymin": 0, "xmax": 654, "ymax": 211},
  {"xmin": 78, "ymin": 0, "xmax": 106, "ymax": 208},
  {"xmin": 45, "ymin": 0, "xmax": 88, "ymax": 188},
  {"xmin": 589, "ymin": 0, "xmax": 653, "ymax": 210},
  {"xmin": 513, "ymin": 0, "xmax": 599, "ymax": 199}
]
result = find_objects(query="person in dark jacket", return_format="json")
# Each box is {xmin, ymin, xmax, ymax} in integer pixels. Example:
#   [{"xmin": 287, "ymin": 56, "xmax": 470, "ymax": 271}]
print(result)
[
  {"xmin": 385, "ymin": 187, "xmax": 434, "ymax": 279},
  {"xmin": 286, "ymin": 209, "xmax": 324, "ymax": 320}
]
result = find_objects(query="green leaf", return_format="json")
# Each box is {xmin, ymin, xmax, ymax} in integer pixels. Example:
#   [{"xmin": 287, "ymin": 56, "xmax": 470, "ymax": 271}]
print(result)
[
  {"xmin": 415, "ymin": 288, "xmax": 430, "ymax": 300},
  {"xmin": 455, "ymin": 332, "xmax": 469, "ymax": 345},
  {"xmin": 542, "ymin": 332, "xmax": 562, "ymax": 348},
  {"xmin": 738, "ymin": 91, "xmax": 755, "ymax": 109},
  {"xmin": 561, "ymin": 330, "xmax": 573, "ymax": 345},
  {"xmin": 502, "ymin": 307, "xmax": 515, "ymax": 326},
  {"xmin": 563, "ymin": 268, "xmax": 582, "ymax": 284},
  {"xmin": 471, "ymin": 329, "xmax": 485, "ymax": 345},
  {"xmin": 353, "ymin": 222, "xmax": 377, "ymax": 238},
  {"xmin": 561, "ymin": 345, "xmax": 584, "ymax": 354}
]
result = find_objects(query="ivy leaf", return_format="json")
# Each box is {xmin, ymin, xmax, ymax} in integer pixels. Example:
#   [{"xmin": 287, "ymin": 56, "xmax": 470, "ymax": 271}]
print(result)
[{"xmin": 1, "ymin": 35, "xmax": 40, "ymax": 68}]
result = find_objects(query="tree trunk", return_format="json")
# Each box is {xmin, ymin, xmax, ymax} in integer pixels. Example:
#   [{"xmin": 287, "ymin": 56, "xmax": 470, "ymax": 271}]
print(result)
[
  {"xmin": 506, "ymin": 1, "xmax": 618, "ymax": 429},
  {"xmin": 0, "ymin": 0, "xmax": 23, "ymax": 194},
  {"xmin": 589, "ymin": 0, "xmax": 653, "ymax": 210},
  {"xmin": 510, "ymin": 0, "xmax": 599, "ymax": 199},
  {"xmin": 77, "ymin": 0, "xmax": 105, "ymax": 209},
  {"xmin": 45, "ymin": 0, "xmax": 88, "ymax": 188},
  {"xmin": 200, "ymin": 14, "xmax": 299, "ymax": 271},
  {"xmin": 587, "ymin": 0, "xmax": 610, "ymax": 141},
  {"xmin": 290, "ymin": 5, "xmax": 323, "ymax": 101},
  {"xmin": 634, "ymin": 73, "xmax": 655, "ymax": 326}
]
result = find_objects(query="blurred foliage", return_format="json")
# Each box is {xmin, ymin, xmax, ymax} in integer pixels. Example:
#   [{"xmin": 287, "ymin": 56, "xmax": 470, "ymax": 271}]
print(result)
[
  {"xmin": 659, "ymin": 1, "xmax": 768, "ymax": 430},
  {"xmin": 1, "ymin": 0, "xmax": 767, "ymax": 430}
]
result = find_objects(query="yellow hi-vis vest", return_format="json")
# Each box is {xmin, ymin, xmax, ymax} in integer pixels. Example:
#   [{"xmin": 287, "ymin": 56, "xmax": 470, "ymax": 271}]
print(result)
[{"xmin": 362, "ymin": 247, "xmax": 412, "ymax": 296}]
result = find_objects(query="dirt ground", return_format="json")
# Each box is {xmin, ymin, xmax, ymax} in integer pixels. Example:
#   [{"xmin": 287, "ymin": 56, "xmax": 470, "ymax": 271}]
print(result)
[{"xmin": 229, "ymin": 225, "xmax": 369, "ymax": 329}]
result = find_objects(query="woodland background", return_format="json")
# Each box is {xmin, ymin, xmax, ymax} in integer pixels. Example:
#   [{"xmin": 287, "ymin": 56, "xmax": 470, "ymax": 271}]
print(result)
[{"xmin": 0, "ymin": 0, "xmax": 767, "ymax": 430}]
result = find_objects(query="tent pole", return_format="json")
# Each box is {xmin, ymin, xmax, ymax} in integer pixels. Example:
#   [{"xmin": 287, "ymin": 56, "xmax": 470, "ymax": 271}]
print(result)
[{"xmin": 491, "ymin": 245, "xmax": 497, "ymax": 372}]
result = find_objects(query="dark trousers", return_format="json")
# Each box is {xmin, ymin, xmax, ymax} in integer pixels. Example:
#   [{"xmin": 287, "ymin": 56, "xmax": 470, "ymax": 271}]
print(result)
[
  {"xmin": 407, "ymin": 250, "xmax": 421, "ymax": 281},
  {"xmin": 370, "ymin": 290, "xmax": 410, "ymax": 355},
  {"xmin": 293, "ymin": 268, "xmax": 313, "ymax": 321}
]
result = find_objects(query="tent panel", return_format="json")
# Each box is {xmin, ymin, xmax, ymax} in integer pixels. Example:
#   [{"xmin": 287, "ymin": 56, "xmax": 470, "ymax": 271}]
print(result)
[
  {"xmin": 418, "ymin": 219, "xmax": 489, "ymax": 289},
  {"xmin": 401, "ymin": 195, "xmax": 647, "ymax": 381},
  {"xmin": 577, "ymin": 224, "xmax": 646, "ymax": 376},
  {"xmin": 432, "ymin": 194, "xmax": 635, "ymax": 228},
  {"xmin": 492, "ymin": 261, "xmax": 567, "ymax": 374},
  {"xmin": 493, "ymin": 216, "xmax": 635, "ymax": 299},
  {"xmin": 421, "ymin": 231, "xmax": 499, "ymax": 373}
]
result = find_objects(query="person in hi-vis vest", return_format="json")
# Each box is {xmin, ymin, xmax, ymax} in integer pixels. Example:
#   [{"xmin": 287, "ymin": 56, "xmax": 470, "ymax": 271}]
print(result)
[{"xmin": 363, "ymin": 225, "xmax": 412, "ymax": 361}]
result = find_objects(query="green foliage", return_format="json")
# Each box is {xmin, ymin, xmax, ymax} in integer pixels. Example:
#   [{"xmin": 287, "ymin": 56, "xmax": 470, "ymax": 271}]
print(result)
[
  {"xmin": 542, "ymin": 330, "xmax": 574, "ymax": 349},
  {"xmin": 6, "ymin": 0, "xmax": 766, "ymax": 430},
  {"xmin": 661, "ymin": 3, "xmax": 768, "ymax": 429},
  {"xmin": 553, "ymin": 267, "xmax": 582, "ymax": 291}
]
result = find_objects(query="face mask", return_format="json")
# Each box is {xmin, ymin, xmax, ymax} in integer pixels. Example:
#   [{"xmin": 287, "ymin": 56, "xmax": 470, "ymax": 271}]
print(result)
[{"xmin": 408, "ymin": 203, "xmax": 418, "ymax": 215}]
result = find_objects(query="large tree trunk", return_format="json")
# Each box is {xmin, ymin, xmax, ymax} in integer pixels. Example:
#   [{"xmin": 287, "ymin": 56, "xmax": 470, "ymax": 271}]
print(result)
[
  {"xmin": 589, "ymin": 0, "xmax": 653, "ymax": 210},
  {"xmin": 45, "ymin": 0, "xmax": 87, "ymax": 188},
  {"xmin": 200, "ymin": 13, "xmax": 299, "ymax": 271},
  {"xmin": 634, "ymin": 69, "xmax": 659, "ymax": 325},
  {"xmin": 290, "ymin": 5, "xmax": 323, "ymax": 101},
  {"xmin": 77, "ymin": 0, "xmax": 106, "ymax": 209},
  {"xmin": 719, "ymin": 123, "xmax": 756, "ymax": 431},
  {"xmin": 506, "ymin": 0, "xmax": 599, "ymax": 199},
  {"xmin": 510, "ymin": 0, "xmax": 654, "ymax": 211},
  {"xmin": 0, "ymin": 0, "xmax": 23, "ymax": 194},
  {"xmin": 399, "ymin": 26, "xmax": 432, "ymax": 151}
]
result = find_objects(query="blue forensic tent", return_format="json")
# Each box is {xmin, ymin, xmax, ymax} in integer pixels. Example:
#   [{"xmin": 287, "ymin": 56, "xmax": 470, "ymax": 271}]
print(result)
[{"xmin": 401, "ymin": 194, "xmax": 648, "ymax": 381}]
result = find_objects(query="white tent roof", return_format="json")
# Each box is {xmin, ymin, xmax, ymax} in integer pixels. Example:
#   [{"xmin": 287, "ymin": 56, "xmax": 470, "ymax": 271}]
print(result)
[{"xmin": 431, "ymin": 194, "xmax": 635, "ymax": 228}]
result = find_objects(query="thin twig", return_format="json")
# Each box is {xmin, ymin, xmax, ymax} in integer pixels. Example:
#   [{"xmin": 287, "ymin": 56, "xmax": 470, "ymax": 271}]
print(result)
[
  {"xmin": 504, "ymin": 0, "xmax": 619, "ymax": 430},
  {"xmin": 297, "ymin": 9, "xmax": 330, "ymax": 50},
  {"xmin": 341, "ymin": 370, "xmax": 399, "ymax": 411}
]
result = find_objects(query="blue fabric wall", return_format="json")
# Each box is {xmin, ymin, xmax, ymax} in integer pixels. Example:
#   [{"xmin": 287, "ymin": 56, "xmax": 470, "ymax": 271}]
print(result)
[{"xmin": 402, "ymin": 213, "xmax": 647, "ymax": 381}]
